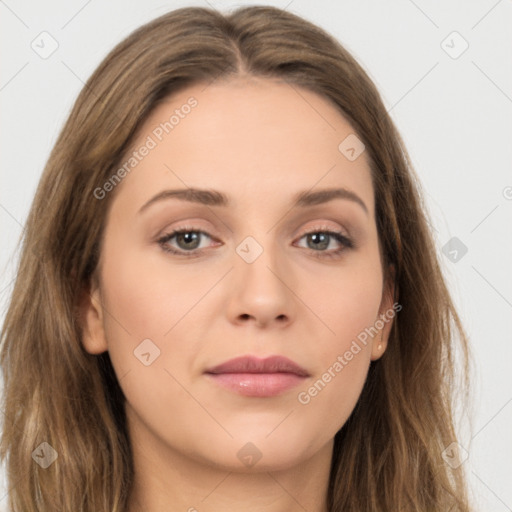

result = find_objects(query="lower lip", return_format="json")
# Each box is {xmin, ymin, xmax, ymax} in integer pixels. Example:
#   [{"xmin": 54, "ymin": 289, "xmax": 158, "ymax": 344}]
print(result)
[{"xmin": 205, "ymin": 372, "xmax": 307, "ymax": 397}]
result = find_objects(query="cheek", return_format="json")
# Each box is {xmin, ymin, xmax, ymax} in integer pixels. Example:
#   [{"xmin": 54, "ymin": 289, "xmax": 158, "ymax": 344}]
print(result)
[
  {"xmin": 292, "ymin": 252, "xmax": 382, "ymax": 424},
  {"xmin": 296, "ymin": 347, "xmax": 370, "ymax": 439},
  {"xmin": 96, "ymin": 237, "xmax": 185, "ymax": 381},
  {"xmin": 97, "ymin": 237, "xmax": 228, "ymax": 396},
  {"xmin": 99, "ymin": 239, "xmax": 215, "ymax": 340},
  {"xmin": 97, "ymin": 243, "xmax": 207, "ymax": 440},
  {"xmin": 296, "ymin": 269, "xmax": 380, "ymax": 413},
  {"xmin": 308, "ymin": 254, "xmax": 383, "ymax": 354}
]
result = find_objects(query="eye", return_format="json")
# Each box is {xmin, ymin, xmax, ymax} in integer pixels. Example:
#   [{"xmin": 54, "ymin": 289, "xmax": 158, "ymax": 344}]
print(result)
[
  {"xmin": 295, "ymin": 229, "xmax": 354, "ymax": 259},
  {"xmin": 157, "ymin": 227, "xmax": 354, "ymax": 259},
  {"xmin": 157, "ymin": 228, "xmax": 218, "ymax": 256}
]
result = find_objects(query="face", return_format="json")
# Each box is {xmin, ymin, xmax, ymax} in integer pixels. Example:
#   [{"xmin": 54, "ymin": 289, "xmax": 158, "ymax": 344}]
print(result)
[{"xmin": 82, "ymin": 76, "xmax": 394, "ymax": 472}]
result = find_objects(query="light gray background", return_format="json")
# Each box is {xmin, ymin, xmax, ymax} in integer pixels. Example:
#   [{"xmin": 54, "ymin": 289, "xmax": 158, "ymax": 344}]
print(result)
[{"xmin": 1, "ymin": 1, "xmax": 511, "ymax": 510}]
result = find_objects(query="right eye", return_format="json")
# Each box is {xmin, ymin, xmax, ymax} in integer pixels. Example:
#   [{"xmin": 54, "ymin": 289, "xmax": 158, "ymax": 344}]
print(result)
[{"xmin": 157, "ymin": 228, "xmax": 220, "ymax": 256}]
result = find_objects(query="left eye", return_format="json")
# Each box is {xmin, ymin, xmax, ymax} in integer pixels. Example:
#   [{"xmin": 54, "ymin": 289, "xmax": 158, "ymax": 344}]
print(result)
[{"xmin": 295, "ymin": 231, "xmax": 352, "ymax": 252}]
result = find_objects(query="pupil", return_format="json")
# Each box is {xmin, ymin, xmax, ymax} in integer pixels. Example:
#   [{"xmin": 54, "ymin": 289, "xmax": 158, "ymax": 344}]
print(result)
[
  {"xmin": 179, "ymin": 232, "xmax": 199, "ymax": 249},
  {"xmin": 309, "ymin": 233, "xmax": 328, "ymax": 250}
]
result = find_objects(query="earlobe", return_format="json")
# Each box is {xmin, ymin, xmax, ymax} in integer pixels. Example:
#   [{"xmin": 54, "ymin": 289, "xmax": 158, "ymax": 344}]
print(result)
[
  {"xmin": 371, "ymin": 264, "xmax": 397, "ymax": 361},
  {"xmin": 370, "ymin": 328, "xmax": 386, "ymax": 361},
  {"xmin": 78, "ymin": 279, "xmax": 108, "ymax": 355}
]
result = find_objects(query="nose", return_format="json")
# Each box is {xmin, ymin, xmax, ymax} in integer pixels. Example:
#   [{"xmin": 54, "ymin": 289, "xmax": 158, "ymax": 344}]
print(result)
[{"xmin": 225, "ymin": 238, "xmax": 296, "ymax": 329}]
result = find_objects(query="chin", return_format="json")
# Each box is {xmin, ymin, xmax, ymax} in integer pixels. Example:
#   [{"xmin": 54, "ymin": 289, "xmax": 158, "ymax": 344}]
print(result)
[{"xmin": 192, "ymin": 427, "xmax": 326, "ymax": 473}]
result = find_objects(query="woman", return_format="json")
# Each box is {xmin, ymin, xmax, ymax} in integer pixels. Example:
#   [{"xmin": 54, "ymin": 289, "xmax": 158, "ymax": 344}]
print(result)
[{"xmin": 0, "ymin": 5, "xmax": 471, "ymax": 511}]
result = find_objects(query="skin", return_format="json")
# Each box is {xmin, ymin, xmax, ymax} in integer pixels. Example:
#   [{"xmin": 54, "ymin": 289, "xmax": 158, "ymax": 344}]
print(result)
[{"xmin": 81, "ymin": 76, "xmax": 395, "ymax": 512}]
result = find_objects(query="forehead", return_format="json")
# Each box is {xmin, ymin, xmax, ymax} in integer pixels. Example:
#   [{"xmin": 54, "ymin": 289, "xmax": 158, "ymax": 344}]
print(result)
[{"xmin": 112, "ymin": 77, "xmax": 374, "ymax": 215}]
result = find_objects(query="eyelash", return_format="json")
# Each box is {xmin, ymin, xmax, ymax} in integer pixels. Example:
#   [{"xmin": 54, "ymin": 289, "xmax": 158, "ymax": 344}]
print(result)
[{"xmin": 157, "ymin": 226, "xmax": 354, "ymax": 260}]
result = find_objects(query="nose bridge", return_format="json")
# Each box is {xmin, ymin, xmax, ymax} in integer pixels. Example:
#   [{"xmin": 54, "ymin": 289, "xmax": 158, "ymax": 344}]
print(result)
[
  {"xmin": 227, "ymin": 229, "xmax": 295, "ymax": 326},
  {"xmin": 234, "ymin": 231, "xmax": 284, "ymax": 290}
]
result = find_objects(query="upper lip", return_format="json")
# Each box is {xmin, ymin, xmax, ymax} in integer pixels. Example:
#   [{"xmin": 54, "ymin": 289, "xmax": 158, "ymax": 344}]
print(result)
[{"xmin": 205, "ymin": 355, "xmax": 309, "ymax": 377}]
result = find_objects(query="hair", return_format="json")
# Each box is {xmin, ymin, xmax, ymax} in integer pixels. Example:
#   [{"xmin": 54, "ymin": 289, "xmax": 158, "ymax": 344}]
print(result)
[{"xmin": 0, "ymin": 5, "xmax": 472, "ymax": 511}]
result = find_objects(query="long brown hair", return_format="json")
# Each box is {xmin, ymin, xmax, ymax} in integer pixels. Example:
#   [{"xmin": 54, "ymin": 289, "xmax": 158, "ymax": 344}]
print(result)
[{"xmin": 0, "ymin": 6, "xmax": 471, "ymax": 511}]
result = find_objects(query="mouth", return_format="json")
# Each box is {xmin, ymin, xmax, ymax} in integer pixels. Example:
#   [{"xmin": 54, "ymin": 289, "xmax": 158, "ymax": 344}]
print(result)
[{"xmin": 204, "ymin": 355, "xmax": 310, "ymax": 397}]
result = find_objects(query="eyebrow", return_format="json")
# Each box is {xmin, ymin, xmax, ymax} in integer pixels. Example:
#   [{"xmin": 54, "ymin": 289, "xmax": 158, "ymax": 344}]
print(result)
[{"xmin": 138, "ymin": 187, "xmax": 368, "ymax": 215}]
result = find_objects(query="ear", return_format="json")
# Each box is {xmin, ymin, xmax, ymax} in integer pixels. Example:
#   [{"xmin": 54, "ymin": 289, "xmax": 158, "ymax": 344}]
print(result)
[
  {"xmin": 371, "ymin": 264, "xmax": 397, "ymax": 361},
  {"xmin": 78, "ymin": 275, "xmax": 108, "ymax": 355}
]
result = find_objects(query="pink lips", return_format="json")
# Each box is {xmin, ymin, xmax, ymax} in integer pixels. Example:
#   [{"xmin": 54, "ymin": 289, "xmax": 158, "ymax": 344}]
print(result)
[{"xmin": 204, "ymin": 355, "xmax": 309, "ymax": 397}]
